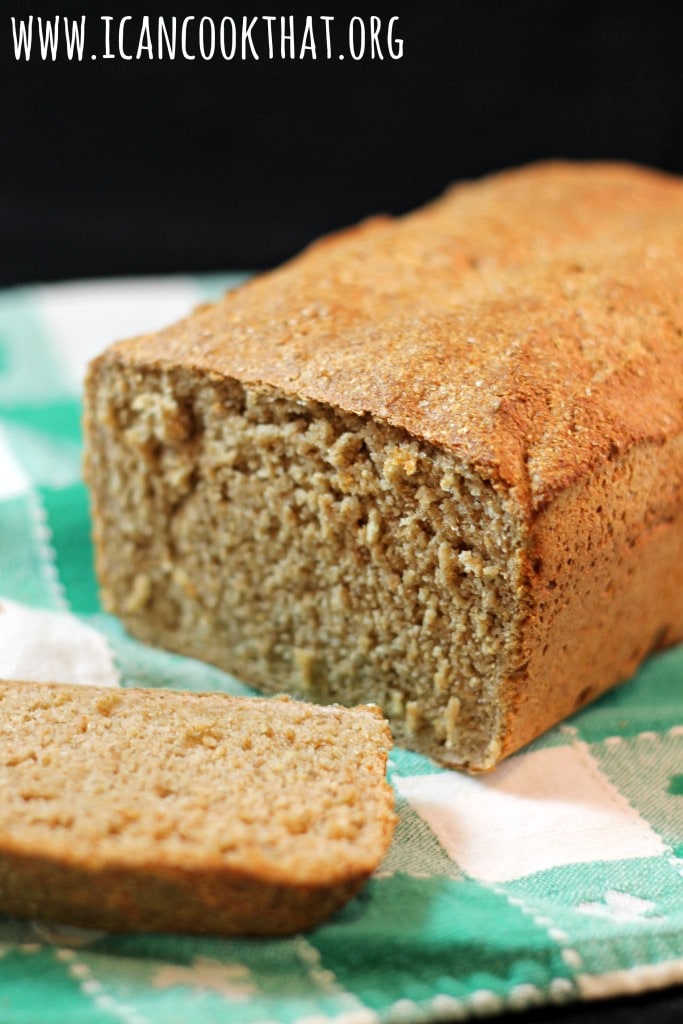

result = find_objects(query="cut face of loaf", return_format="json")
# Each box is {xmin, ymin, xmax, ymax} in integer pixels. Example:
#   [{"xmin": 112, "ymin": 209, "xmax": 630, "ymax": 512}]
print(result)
[
  {"xmin": 84, "ymin": 161, "xmax": 683, "ymax": 771},
  {"xmin": 0, "ymin": 682, "xmax": 395, "ymax": 935}
]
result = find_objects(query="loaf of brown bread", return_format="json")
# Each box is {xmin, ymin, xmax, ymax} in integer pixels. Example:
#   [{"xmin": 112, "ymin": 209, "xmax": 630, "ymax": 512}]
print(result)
[
  {"xmin": 0, "ymin": 681, "xmax": 395, "ymax": 935},
  {"xmin": 84, "ymin": 161, "xmax": 683, "ymax": 771}
]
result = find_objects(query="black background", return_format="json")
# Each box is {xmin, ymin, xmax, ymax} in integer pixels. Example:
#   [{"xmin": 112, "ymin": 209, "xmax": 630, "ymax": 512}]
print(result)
[
  {"xmin": 4, "ymin": 1, "xmax": 683, "ymax": 286},
  {"xmin": 3, "ymin": 3, "xmax": 683, "ymax": 1021}
]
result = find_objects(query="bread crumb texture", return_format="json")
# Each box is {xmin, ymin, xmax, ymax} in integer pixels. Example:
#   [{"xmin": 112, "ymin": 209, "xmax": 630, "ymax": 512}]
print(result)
[
  {"xmin": 0, "ymin": 681, "xmax": 395, "ymax": 935},
  {"xmin": 84, "ymin": 161, "xmax": 683, "ymax": 770}
]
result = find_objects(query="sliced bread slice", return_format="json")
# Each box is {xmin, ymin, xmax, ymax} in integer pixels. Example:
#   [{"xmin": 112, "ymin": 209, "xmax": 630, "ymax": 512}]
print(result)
[{"xmin": 0, "ymin": 681, "xmax": 395, "ymax": 935}]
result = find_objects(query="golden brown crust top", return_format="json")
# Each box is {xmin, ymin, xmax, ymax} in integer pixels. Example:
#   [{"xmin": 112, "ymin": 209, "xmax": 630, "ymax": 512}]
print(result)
[{"xmin": 103, "ymin": 161, "xmax": 683, "ymax": 511}]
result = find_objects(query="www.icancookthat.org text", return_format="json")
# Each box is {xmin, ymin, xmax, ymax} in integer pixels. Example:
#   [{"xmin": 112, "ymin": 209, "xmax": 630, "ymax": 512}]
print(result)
[{"xmin": 10, "ymin": 14, "xmax": 405, "ymax": 62}]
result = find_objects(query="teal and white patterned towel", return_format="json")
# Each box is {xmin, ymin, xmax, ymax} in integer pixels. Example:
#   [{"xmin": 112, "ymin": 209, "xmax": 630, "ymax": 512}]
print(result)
[{"xmin": 1, "ymin": 276, "xmax": 682, "ymax": 1024}]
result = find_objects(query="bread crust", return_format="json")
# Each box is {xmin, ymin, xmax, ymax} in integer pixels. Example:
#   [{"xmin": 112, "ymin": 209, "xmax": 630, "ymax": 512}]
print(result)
[
  {"xmin": 98, "ymin": 161, "xmax": 683, "ymax": 510},
  {"xmin": 499, "ymin": 434, "xmax": 683, "ymax": 764},
  {"xmin": 85, "ymin": 161, "xmax": 683, "ymax": 769}
]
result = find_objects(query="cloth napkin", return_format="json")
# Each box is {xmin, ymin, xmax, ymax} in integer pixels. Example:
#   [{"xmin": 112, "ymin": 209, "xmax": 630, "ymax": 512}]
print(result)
[{"xmin": 1, "ymin": 275, "xmax": 682, "ymax": 1024}]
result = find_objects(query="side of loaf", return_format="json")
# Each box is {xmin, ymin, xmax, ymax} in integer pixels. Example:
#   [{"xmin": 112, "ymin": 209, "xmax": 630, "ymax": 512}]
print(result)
[
  {"xmin": 84, "ymin": 161, "xmax": 683, "ymax": 770},
  {"xmin": 0, "ymin": 681, "xmax": 395, "ymax": 935}
]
